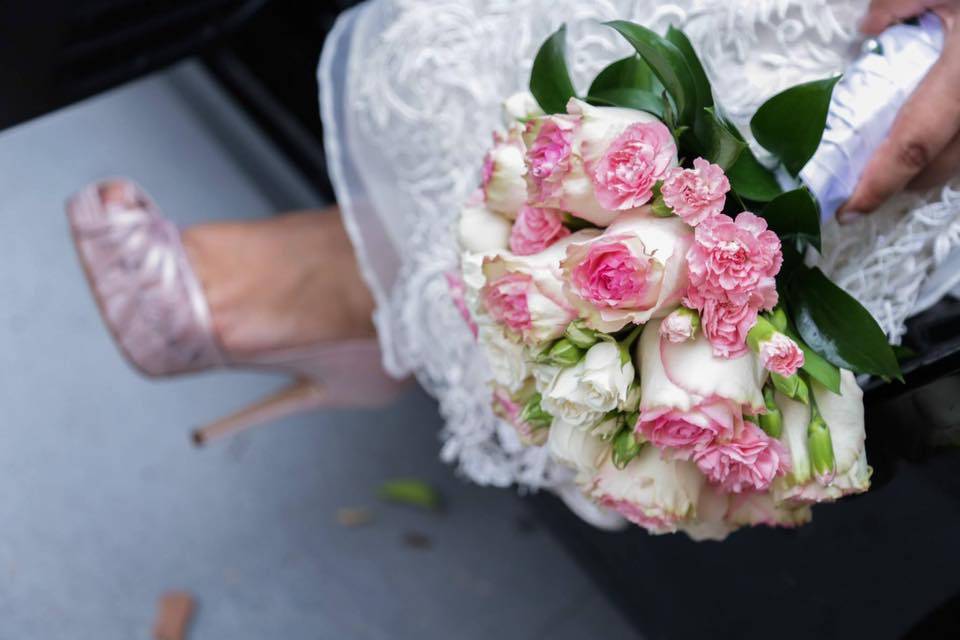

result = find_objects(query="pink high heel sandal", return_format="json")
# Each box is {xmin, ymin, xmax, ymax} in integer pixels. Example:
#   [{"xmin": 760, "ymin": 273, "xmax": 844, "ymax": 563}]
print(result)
[{"xmin": 66, "ymin": 178, "xmax": 405, "ymax": 445}]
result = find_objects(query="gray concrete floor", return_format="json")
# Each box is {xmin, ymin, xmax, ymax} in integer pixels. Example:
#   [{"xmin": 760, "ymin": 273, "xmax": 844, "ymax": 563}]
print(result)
[{"xmin": 0, "ymin": 62, "xmax": 639, "ymax": 639}]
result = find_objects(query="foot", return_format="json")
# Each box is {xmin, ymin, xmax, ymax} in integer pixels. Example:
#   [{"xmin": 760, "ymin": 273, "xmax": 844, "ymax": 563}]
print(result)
[{"xmin": 178, "ymin": 208, "xmax": 376, "ymax": 358}]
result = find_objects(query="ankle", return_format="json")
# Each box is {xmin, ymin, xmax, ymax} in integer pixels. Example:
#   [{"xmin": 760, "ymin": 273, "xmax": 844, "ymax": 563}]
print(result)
[{"xmin": 182, "ymin": 209, "xmax": 376, "ymax": 358}]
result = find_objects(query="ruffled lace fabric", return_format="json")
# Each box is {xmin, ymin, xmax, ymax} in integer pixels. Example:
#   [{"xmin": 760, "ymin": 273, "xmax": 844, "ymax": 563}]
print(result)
[{"xmin": 319, "ymin": 0, "xmax": 960, "ymax": 490}]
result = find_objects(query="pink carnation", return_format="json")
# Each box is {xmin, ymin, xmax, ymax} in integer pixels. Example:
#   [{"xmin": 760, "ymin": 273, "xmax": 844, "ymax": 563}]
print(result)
[
  {"xmin": 592, "ymin": 121, "xmax": 675, "ymax": 211},
  {"xmin": 525, "ymin": 117, "xmax": 575, "ymax": 204},
  {"xmin": 699, "ymin": 297, "xmax": 758, "ymax": 359},
  {"xmin": 685, "ymin": 211, "xmax": 782, "ymax": 309},
  {"xmin": 760, "ymin": 333, "xmax": 805, "ymax": 376},
  {"xmin": 508, "ymin": 206, "xmax": 570, "ymax": 255},
  {"xmin": 569, "ymin": 237, "xmax": 663, "ymax": 310},
  {"xmin": 636, "ymin": 398, "xmax": 740, "ymax": 460},
  {"xmin": 694, "ymin": 423, "xmax": 789, "ymax": 493},
  {"xmin": 482, "ymin": 273, "xmax": 532, "ymax": 333},
  {"xmin": 661, "ymin": 157, "xmax": 730, "ymax": 226},
  {"xmin": 445, "ymin": 271, "xmax": 477, "ymax": 337}
]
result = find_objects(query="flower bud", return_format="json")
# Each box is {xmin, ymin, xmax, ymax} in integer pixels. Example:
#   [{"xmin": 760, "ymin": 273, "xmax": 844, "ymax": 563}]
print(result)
[
  {"xmin": 564, "ymin": 320, "xmax": 600, "ymax": 349},
  {"xmin": 758, "ymin": 386, "xmax": 783, "ymax": 438},
  {"xmin": 542, "ymin": 338, "xmax": 585, "ymax": 367},
  {"xmin": 746, "ymin": 315, "xmax": 777, "ymax": 352},
  {"xmin": 620, "ymin": 382, "xmax": 642, "ymax": 413},
  {"xmin": 591, "ymin": 412, "xmax": 624, "ymax": 440},
  {"xmin": 611, "ymin": 428, "xmax": 644, "ymax": 469},
  {"xmin": 519, "ymin": 393, "xmax": 553, "ymax": 429},
  {"xmin": 807, "ymin": 411, "xmax": 836, "ymax": 482},
  {"xmin": 659, "ymin": 307, "xmax": 700, "ymax": 343},
  {"xmin": 771, "ymin": 372, "xmax": 809, "ymax": 405},
  {"xmin": 650, "ymin": 182, "xmax": 674, "ymax": 218}
]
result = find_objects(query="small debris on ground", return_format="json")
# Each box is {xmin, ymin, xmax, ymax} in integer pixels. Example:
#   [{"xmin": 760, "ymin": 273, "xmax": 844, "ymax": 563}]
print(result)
[
  {"xmin": 152, "ymin": 591, "xmax": 195, "ymax": 640},
  {"xmin": 336, "ymin": 507, "xmax": 374, "ymax": 527},
  {"xmin": 378, "ymin": 478, "xmax": 443, "ymax": 512},
  {"xmin": 402, "ymin": 531, "xmax": 433, "ymax": 550}
]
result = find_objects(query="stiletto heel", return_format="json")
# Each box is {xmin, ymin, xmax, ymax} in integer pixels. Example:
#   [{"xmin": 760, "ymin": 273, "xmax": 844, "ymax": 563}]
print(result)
[
  {"xmin": 192, "ymin": 378, "xmax": 327, "ymax": 446},
  {"xmin": 67, "ymin": 178, "xmax": 406, "ymax": 442}
]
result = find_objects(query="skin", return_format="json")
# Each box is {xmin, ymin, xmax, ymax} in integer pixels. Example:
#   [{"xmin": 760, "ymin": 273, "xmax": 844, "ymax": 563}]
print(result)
[
  {"xmin": 841, "ymin": 1, "xmax": 960, "ymax": 218},
  {"xmin": 181, "ymin": 209, "xmax": 376, "ymax": 357}
]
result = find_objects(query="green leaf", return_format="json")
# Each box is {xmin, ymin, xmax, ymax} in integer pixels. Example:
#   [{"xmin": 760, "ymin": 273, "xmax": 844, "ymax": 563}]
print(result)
[
  {"xmin": 783, "ymin": 325, "xmax": 842, "ymax": 394},
  {"xmin": 529, "ymin": 25, "xmax": 578, "ymax": 114},
  {"xmin": 665, "ymin": 26, "xmax": 712, "ymax": 109},
  {"xmin": 761, "ymin": 187, "xmax": 822, "ymax": 252},
  {"xmin": 586, "ymin": 89, "xmax": 665, "ymax": 117},
  {"xmin": 726, "ymin": 147, "xmax": 783, "ymax": 202},
  {"xmin": 750, "ymin": 76, "xmax": 841, "ymax": 175},
  {"xmin": 589, "ymin": 55, "xmax": 660, "ymax": 95},
  {"xmin": 787, "ymin": 266, "xmax": 902, "ymax": 381},
  {"xmin": 379, "ymin": 478, "xmax": 443, "ymax": 511},
  {"xmin": 604, "ymin": 21, "xmax": 697, "ymax": 125},
  {"xmin": 693, "ymin": 107, "xmax": 746, "ymax": 170}
]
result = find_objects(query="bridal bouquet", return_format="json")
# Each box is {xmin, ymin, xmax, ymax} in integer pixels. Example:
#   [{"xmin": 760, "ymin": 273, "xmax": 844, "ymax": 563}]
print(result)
[{"xmin": 453, "ymin": 21, "xmax": 902, "ymax": 539}]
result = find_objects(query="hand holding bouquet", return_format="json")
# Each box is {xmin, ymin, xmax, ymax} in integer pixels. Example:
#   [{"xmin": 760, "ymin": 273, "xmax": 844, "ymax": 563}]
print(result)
[{"xmin": 454, "ymin": 21, "xmax": 901, "ymax": 539}]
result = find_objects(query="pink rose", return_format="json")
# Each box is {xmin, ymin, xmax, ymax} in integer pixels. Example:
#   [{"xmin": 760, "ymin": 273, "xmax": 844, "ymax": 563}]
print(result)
[
  {"xmin": 569, "ymin": 236, "xmax": 663, "ymax": 309},
  {"xmin": 636, "ymin": 397, "xmax": 741, "ymax": 460},
  {"xmin": 509, "ymin": 206, "xmax": 571, "ymax": 255},
  {"xmin": 694, "ymin": 422, "xmax": 789, "ymax": 493},
  {"xmin": 523, "ymin": 100, "xmax": 676, "ymax": 227},
  {"xmin": 524, "ymin": 116, "xmax": 576, "ymax": 205},
  {"xmin": 759, "ymin": 333, "xmax": 805, "ymax": 376},
  {"xmin": 482, "ymin": 273, "xmax": 532, "ymax": 333},
  {"xmin": 661, "ymin": 157, "xmax": 730, "ymax": 226},
  {"xmin": 592, "ymin": 121, "xmax": 676, "ymax": 211},
  {"xmin": 481, "ymin": 233, "xmax": 588, "ymax": 343},
  {"xmin": 445, "ymin": 271, "xmax": 478, "ymax": 337},
  {"xmin": 562, "ymin": 211, "xmax": 692, "ymax": 332},
  {"xmin": 685, "ymin": 211, "xmax": 782, "ymax": 310},
  {"xmin": 589, "ymin": 447, "xmax": 704, "ymax": 535},
  {"xmin": 699, "ymin": 297, "xmax": 759, "ymax": 359},
  {"xmin": 659, "ymin": 307, "xmax": 698, "ymax": 343}
]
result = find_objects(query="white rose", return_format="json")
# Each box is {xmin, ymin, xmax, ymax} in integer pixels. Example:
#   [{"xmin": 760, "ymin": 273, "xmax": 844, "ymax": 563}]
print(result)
[
  {"xmin": 481, "ymin": 230, "xmax": 598, "ymax": 344},
  {"xmin": 561, "ymin": 211, "xmax": 693, "ymax": 332},
  {"xmin": 548, "ymin": 417, "xmax": 608, "ymax": 483},
  {"xmin": 589, "ymin": 446, "xmax": 703, "ymax": 534},
  {"xmin": 458, "ymin": 197, "xmax": 511, "ymax": 254},
  {"xmin": 773, "ymin": 369, "xmax": 870, "ymax": 504},
  {"xmin": 540, "ymin": 361, "xmax": 606, "ymax": 428},
  {"xmin": 501, "ymin": 91, "xmax": 544, "ymax": 126},
  {"xmin": 580, "ymin": 341, "xmax": 634, "ymax": 412},
  {"xmin": 477, "ymin": 324, "xmax": 529, "ymax": 393},
  {"xmin": 537, "ymin": 336, "xmax": 633, "ymax": 428},
  {"xmin": 482, "ymin": 125, "xmax": 528, "ymax": 218}
]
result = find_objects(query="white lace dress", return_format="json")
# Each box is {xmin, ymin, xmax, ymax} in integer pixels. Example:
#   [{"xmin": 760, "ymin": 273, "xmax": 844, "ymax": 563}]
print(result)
[{"xmin": 318, "ymin": 0, "xmax": 960, "ymax": 499}]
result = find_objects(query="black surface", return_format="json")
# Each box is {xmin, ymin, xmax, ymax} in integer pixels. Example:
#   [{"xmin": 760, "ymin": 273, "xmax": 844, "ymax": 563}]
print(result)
[{"xmin": 0, "ymin": 0, "xmax": 272, "ymax": 131}]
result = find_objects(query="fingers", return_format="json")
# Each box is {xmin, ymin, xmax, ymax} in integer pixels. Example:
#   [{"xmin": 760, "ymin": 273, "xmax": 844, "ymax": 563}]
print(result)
[
  {"xmin": 860, "ymin": 0, "xmax": 940, "ymax": 35},
  {"xmin": 841, "ymin": 5, "xmax": 960, "ymax": 214},
  {"xmin": 908, "ymin": 129, "xmax": 960, "ymax": 189}
]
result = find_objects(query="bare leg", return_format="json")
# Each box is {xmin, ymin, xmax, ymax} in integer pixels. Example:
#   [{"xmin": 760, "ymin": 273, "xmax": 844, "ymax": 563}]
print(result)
[{"xmin": 180, "ymin": 208, "xmax": 376, "ymax": 357}]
